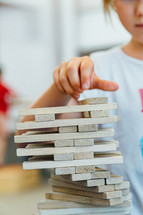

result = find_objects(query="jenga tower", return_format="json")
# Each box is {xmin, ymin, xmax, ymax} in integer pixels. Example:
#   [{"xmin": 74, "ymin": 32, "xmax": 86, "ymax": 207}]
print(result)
[{"xmin": 15, "ymin": 97, "xmax": 132, "ymax": 215}]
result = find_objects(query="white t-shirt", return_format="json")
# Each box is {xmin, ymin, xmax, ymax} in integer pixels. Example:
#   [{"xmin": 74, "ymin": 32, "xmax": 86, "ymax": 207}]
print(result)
[{"xmin": 80, "ymin": 47, "xmax": 143, "ymax": 215}]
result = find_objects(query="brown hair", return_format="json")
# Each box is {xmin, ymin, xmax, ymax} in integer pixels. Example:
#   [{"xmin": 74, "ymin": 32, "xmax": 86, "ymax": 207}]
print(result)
[{"xmin": 103, "ymin": 0, "xmax": 115, "ymax": 15}]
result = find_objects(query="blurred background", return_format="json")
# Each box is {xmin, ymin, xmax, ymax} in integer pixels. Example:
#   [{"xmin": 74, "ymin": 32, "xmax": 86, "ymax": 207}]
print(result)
[{"xmin": 0, "ymin": 0, "xmax": 130, "ymax": 214}]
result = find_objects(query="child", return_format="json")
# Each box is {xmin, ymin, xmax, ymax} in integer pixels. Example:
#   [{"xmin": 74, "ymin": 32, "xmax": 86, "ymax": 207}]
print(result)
[{"xmin": 20, "ymin": 0, "xmax": 143, "ymax": 214}]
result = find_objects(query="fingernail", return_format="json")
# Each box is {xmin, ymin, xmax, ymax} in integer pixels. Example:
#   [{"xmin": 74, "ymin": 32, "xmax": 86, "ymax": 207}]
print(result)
[
  {"xmin": 82, "ymin": 83, "xmax": 88, "ymax": 90},
  {"xmin": 74, "ymin": 94, "xmax": 80, "ymax": 99},
  {"xmin": 77, "ymin": 88, "xmax": 83, "ymax": 93}
]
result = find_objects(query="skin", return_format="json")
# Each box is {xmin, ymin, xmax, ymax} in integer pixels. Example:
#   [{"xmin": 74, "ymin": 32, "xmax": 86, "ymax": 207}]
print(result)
[
  {"xmin": 17, "ymin": 0, "xmax": 143, "ymax": 135},
  {"xmin": 114, "ymin": 0, "xmax": 143, "ymax": 59}
]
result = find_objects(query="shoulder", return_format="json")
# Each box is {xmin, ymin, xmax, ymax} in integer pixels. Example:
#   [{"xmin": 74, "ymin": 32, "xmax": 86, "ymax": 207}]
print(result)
[{"xmin": 90, "ymin": 46, "xmax": 121, "ymax": 61}]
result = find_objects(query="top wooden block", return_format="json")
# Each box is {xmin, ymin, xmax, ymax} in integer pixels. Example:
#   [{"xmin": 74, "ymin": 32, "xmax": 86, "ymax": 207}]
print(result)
[
  {"xmin": 79, "ymin": 97, "xmax": 108, "ymax": 105},
  {"xmin": 18, "ymin": 103, "xmax": 117, "ymax": 116}
]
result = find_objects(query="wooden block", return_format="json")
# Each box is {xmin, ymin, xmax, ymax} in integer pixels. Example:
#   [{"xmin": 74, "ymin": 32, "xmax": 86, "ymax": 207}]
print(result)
[
  {"xmin": 35, "ymin": 114, "xmax": 55, "ymax": 122},
  {"xmin": 51, "ymin": 179, "xmax": 122, "ymax": 200},
  {"xmin": 123, "ymin": 193, "xmax": 132, "ymax": 202},
  {"xmin": 17, "ymin": 116, "xmax": 119, "ymax": 130},
  {"xmin": 59, "ymin": 126, "xmax": 77, "ymax": 133},
  {"xmin": 23, "ymin": 152, "xmax": 123, "ymax": 170},
  {"xmin": 122, "ymin": 189, "xmax": 130, "ymax": 196},
  {"xmin": 18, "ymin": 103, "xmax": 116, "ymax": 116},
  {"xmin": 38, "ymin": 199, "xmax": 132, "ymax": 213},
  {"xmin": 115, "ymin": 182, "xmax": 130, "ymax": 190},
  {"xmin": 96, "ymin": 185, "xmax": 115, "ymax": 193},
  {"xmin": 79, "ymin": 97, "xmax": 108, "ymax": 105},
  {"xmin": 17, "ymin": 141, "xmax": 117, "ymax": 157},
  {"xmin": 86, "ymin": 179, "xmax": 105, "ymax": 187},
  {"xmin": 106, "ymin": 175, "xmax": 123, "ymax": 185},
  {"xmin": 71, "ymin": 173, "xmax": 91, "ymax": 181},
  {"xmin": 74, "ymin": 138, "xmax": 94, "ymax": 146},
  {"xmin": 52, "ymin": 186, "xmax": 120, "ymax": 203},
  {"xmin": 78, "ymin": 124, "xmax": 98, "ymax": 132},
  {"xmin": 76, "ymin": 165, "xmax": 95, "ymax": 174},
  {"xmin": 83, "ymin": 111, "xmax": 90, "ymax": 118},
  {"xmin": 46, "ymin": 192, "xmax": 123, "ymax": 206},
  {"xmin": 90, "ymin": 110, "xmax": 109, "ymax": 118},
  {"xmin": 51, "ymin": 177, "xmax": 115, "ymax": 195},
  {"xmin": 105, "ymin": 190, "xmax": 122, "ymax": 199},
  {"xmin": 54, "ymin": 153, "xmax": 73, "ymax": 161},
  {"xmin": 74, "ymin": 152, "xmax": 94, "ymax": 160},
  {"xmin": 91, "ymin": 169, "xmax": 110, "ymax": 179},
  {"xmin": 55, "ymin": 167, "xmax": 75, "ymax": 175},
  {"xmin": 15, "ymin": 128, "xmax": 114, "ymax": 144},
  {"xmin": 54, "ymin": 140, "xmax": 74, "ymax": 147}
]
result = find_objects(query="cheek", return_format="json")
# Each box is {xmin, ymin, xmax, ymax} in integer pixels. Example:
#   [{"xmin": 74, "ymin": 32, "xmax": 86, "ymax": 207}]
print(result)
[{"xmin": 116, "ymin": 7, "xmax": 134, "ymax": 34}]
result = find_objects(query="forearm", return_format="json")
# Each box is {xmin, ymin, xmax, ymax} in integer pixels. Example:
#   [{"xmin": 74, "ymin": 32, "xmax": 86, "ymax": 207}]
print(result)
[{"xmin": 20, "ymin": 83, "xmax": 72, "ymax": 123}]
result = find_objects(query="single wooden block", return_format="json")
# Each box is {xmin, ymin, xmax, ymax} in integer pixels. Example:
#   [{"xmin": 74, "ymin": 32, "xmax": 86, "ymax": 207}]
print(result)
[
  {"xmin": 106, "ymin": 175, "xmax": 123, "ymax": 185},
  {"xmin": 79, "ymin": 97, "xmax": 108, "ymax": 105},
  {"xmin": 91, "ymin": 169, "xmax": 110, "ymax": 179},
  {"xmin": 86, "ymin": 179, "xmax": 105, "ymax": 187},
  {"xmin": 38, "ymin": 199, "xmax": 132, "ymax": 213},
  {"xmin": 76, "ymin": 165, "xmax": 95, "ymax": 174},
  {"xmin": 46, "ymin": 192, "xmax": 123, "ymax": 206},
  {"xmin": 59, "ymin": 126, "xmax": 78, "ymax": 133},
  {"xmin": 71, "ymin": 173, "xmax": 91, "ymax": 181},
  {"xmin": 96, "ymin": 185, "xmax": 115, "ymax": 193},
  {"xmin": 54, "ymin": 153, "xmax": 74, "ymax": 161},
  {"xmin": 74, "ymin": 138, "xmax": 94, "ymax": 146},
  {"xmin": 123, "ymin": 193, "xmax": 132, "ymax": 202},
  {"xmin": 83, "ymin": 111, "xmax": 90, "ymax": 118},
  {"xmin": 78, "ymin": 124, "xmax": 98, "ymax": 132},
  {"xmin": 90, "ymin": 110, "xmax": 109, "ymax": 118},
  {"xmin": 35, "ymin": 114, "xmax": 55, "ymax": 122},
  {"xmin": 15, "ymin": 128, "xmax": 114, "ymax": 144},
  {"xmin": 74, "ymin": 152, "xmax": 94, "ymax": 160},
  {"xmin": 105, "ymin": 190, "xmax": 122, "ymax": 199},
  {"xmin": 55, "ymin": 167, "xmax": 75, "ymax": 175},
  {"xmin": 115, "ymin": 181, "xmax": 130, "ymax": 190},
  {"xmin": 18, "ymin": 102, "xmax": 117, "ymax": 116},
  {"xmin": 122, "ymin": 188, "xmax": 130, "ymax": 196},
  {"xmin": 54, "ymin": 140, "xmax": 74, "ymax": 147}
]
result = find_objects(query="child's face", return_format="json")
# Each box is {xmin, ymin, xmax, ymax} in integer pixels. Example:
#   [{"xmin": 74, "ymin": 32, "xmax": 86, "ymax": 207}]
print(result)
[{"xmin": 114, "ymin": 0, "xmax": 143, "ymax": 44}]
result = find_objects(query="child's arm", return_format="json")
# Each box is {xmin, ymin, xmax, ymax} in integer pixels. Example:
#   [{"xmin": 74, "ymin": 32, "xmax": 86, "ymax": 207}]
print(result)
[{"xmin": 19, "ymin": 56, "xmax": 119, "ymax": 124}]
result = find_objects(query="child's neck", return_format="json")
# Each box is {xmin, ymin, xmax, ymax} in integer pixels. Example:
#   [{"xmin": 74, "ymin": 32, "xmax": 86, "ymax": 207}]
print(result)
[{"xmin": 122, "ymin": 38, "xmax": 143, "ymax": 60}]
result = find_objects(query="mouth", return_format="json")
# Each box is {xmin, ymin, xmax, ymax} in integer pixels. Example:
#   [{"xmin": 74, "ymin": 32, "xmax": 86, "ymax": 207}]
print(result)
[{"xmin": 135, "ymin": 24, "xmax": 143, "ymax": 28}]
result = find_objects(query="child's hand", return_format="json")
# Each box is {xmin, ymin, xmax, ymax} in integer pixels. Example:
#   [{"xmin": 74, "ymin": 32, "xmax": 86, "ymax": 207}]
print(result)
[{"xmin": 53, "ymin": 56, "xmax": 119, "ymax": 99}]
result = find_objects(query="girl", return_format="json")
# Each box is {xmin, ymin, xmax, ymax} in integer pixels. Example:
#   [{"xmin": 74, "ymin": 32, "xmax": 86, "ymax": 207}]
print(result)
[{"xmin": 20, "ymin": 1, "xmax": 143, "ymax": 214}]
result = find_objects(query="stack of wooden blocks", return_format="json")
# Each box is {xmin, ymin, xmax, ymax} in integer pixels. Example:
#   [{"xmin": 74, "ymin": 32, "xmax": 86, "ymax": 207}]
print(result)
[{"xmin": 15, "ymin": 97, "xmax": 132, "ymax": 215}]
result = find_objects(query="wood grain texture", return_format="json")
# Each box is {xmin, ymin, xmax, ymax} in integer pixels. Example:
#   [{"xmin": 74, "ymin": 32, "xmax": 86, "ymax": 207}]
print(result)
[
  {"xmin": 35, "ymin": 114, "xmax": 55, "ymax": 122},
  {"xmin": 15, "ymin": 128, "xmax": 114, "ymax": 144},
  {"xmin": 18, "ymin": 103, "xmax": 117, "ymax": 116},
  {"xmin": 23, "ymin": 152, "xmax": 123, "ymax": 170},
  {"xmin": 45, "ymin": 192, "xmax": 123, "ymax": 206},
  {"xmin": 17, "ymin": 141, "xmax": 117, "ymax": 157},
  {"xmin": 17, "ymin": 116, "xmax": 119, "ymax": 130}
]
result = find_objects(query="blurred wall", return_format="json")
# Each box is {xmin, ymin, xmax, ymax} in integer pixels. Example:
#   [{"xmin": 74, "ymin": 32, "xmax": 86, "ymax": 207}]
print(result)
[{"xmin": 0, "ymin": 0, "xmax": 130, "ymax": 101}]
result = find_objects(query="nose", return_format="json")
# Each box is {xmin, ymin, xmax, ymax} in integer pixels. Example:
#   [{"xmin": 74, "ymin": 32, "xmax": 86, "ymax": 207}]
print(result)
[{"xmin": 135, "ymin": 0, "xmax": 143, "ymax": 17}]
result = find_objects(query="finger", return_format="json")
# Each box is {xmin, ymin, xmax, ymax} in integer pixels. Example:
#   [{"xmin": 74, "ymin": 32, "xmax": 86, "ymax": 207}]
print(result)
[
  {"xmin": 66, "ymin": 58, "xmax": 83, "ymax": 93},
  {"xmin": 53, "ymin": 67, "xmax": 65, "ymax": 93},
  {"xmin": 59, "ymin": 63, "xmax": 80, "ymax": 99},
  {"xmin": 80, "ymin": 57, "xmax": 94, "ymax": 90},
  {"xmin": 93, "ymin": 75, "xmax": 119, "ymax": 91}
]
